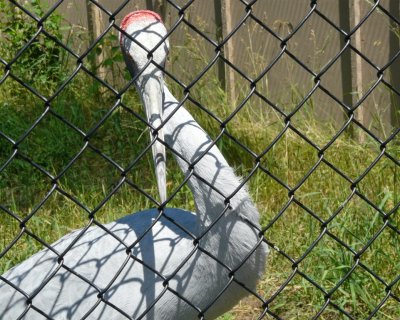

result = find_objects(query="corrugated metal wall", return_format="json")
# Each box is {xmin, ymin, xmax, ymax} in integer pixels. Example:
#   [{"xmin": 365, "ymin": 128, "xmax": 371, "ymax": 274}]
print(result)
[{"xmin": 51, "ymin": 0, "xmax": 399, "ymax": 136}]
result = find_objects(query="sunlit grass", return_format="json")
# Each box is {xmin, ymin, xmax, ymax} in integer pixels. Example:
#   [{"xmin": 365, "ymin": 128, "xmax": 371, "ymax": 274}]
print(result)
[{"xmin": 1, "ymin": 35, "xmax": 399, "ymax": 320}]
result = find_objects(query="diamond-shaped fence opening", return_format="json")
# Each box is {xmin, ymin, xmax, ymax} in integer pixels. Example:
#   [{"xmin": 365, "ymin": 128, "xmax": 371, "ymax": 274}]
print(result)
[{"xmin": 0, "ymin": 0, "xmax": 399, "ymax": 319}]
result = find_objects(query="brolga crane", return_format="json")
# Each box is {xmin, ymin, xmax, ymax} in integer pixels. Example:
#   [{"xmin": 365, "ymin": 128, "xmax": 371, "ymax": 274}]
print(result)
[{"xmin": 0, "ymin": 10, "xmax": 268, "ymax": 319}]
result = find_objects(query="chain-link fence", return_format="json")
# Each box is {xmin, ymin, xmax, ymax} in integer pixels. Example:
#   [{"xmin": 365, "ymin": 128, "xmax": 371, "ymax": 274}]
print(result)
[{"xmin": 0, "ymin": 0, "xmax": 399, "ymax": 319}]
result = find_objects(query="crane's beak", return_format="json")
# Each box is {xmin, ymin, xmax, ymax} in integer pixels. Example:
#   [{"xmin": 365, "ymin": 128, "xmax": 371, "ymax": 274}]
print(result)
[{"xmin": 138, "ymin": 74, "xmax": 167, "ymax": 204}]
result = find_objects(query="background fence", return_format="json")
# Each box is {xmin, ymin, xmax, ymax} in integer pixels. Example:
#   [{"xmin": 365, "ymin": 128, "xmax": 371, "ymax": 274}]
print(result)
[
  {"xmin": 0, "ymin": 0, "xmax": 399, "ymax": 319},
  {"xmin": 39, "ymin": 0, "xmax": 400, "ymax": 134}
]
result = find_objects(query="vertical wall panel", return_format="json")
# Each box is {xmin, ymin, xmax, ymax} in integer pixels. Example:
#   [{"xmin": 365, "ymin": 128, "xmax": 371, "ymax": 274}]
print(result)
[{"xmin": 48, "ymin": 0, "xmax": 398, "ymax": 133}]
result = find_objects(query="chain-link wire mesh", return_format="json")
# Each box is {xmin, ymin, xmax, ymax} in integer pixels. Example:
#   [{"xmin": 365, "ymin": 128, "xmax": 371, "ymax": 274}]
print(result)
[{"xmin": 0, "ymin": 0, "xmax": 399, "ymax": 319}]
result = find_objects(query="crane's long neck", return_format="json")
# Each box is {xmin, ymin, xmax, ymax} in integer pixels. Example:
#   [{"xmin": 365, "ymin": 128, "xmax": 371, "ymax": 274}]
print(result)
[{"xmin": 162, "ymin": 86, "xmax": 260, "ymax": 232}]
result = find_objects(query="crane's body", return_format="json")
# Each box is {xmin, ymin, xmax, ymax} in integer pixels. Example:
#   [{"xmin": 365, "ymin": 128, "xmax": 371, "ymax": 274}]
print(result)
[{"xmin": 0, "ymin": 11, "xmax": 268, "ymax": 320}]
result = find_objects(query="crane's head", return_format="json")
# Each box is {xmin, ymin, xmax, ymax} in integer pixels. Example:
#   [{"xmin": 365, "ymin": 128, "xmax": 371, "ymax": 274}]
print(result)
[
  {"xmin": 120, "ymin": 10, "xmax": 169, "ymax": 203},
  {"xmin": 120, "ymin": 10, "xmax": 169, "ymax": 78}
]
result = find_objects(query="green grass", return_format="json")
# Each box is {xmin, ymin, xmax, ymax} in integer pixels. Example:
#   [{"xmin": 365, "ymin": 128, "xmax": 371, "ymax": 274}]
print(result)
[
  {"xmin": 1, "ymin": 73, "xmax": 399, "ymax": 319},
  {"xmin": 1, "ymin": 28, "xmax": 400, "ymax": 320}
]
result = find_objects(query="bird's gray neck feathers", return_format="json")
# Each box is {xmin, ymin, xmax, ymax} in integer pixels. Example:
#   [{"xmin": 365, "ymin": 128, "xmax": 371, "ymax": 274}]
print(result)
[{"xmin": 162, "ymin": 87, "xmax": 260, "ymax": 232}]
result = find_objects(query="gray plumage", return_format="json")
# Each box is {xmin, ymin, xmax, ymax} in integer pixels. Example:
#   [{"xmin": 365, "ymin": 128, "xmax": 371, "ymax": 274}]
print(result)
[{"xmin": 0, "ymin": 11, "xmax": 268, "ymax": 319}]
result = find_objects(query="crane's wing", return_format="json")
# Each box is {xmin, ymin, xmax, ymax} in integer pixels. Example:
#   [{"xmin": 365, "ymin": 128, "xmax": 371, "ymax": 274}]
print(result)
[{"xmin": 0, "ymin": 208, "xmax": 198, "ymax": 319}]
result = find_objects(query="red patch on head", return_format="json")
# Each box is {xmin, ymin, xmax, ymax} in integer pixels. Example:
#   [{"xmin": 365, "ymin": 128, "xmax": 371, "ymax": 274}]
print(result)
[{"xmin": 120, "ymin": 10, "xmax": 162, "ymax": 31}]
